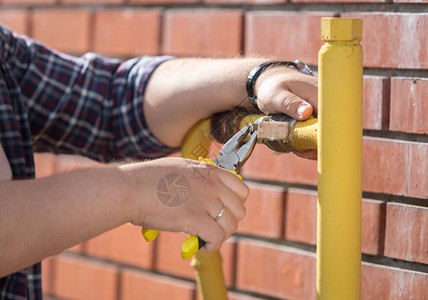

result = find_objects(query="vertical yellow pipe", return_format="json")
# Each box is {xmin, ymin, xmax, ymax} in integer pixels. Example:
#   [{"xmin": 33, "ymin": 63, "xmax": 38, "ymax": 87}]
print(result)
[
  {"xmin": 317, "ymin": 18, "xmax": 363, "ymax": 299},
  {"xmin": 181, "ymin": 118, "xmax": 228, "ymax": 300}
]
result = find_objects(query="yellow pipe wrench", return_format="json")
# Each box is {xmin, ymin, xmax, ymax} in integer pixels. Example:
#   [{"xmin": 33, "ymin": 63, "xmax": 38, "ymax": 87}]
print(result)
[{"xmin": 142, "ymin": 116, "xmax": 266, "ymax": 259}]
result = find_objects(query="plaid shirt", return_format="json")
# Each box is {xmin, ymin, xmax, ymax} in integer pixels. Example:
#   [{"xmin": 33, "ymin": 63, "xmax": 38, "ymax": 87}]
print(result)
[{"xmin": 0, "ymin": 24, "xmax": 175, "ymax": 299}]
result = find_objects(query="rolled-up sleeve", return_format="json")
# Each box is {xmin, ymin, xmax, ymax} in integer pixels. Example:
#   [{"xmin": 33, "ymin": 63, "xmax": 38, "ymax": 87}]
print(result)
[{"xmin": 0, "ymin": 24, "xmax": 176, "ymax": 162}]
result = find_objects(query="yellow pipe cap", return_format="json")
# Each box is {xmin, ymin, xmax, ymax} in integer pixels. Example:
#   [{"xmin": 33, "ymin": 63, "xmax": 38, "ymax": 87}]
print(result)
[{"xmin": 321, "ymin": 18, "xmax": 362, "ymax": 42}]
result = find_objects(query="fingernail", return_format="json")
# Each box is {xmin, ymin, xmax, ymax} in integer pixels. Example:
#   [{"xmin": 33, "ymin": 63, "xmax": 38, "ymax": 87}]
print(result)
[{"xmin": 297, "ymin": 104, "xmax": 309, "ymax": 117}]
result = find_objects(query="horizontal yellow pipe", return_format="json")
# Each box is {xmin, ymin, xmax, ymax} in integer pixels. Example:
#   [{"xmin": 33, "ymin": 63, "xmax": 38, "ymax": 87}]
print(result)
[{"xmin": 289, "ymin": 118, "xmax": 318, "ymax": 151}]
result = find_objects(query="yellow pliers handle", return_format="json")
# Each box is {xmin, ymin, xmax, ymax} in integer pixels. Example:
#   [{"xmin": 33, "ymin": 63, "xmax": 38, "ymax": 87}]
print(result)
[
  {"xmin": 181, "ymin": 158, "xmax": 241, "ymax": 259},
  {"xmin": 141, "ymin": 228, "xmax": 159, "ymax": 242},
  {"xmin": 141, "ymin": 157, "xmax": 241, "ymax": 260}
]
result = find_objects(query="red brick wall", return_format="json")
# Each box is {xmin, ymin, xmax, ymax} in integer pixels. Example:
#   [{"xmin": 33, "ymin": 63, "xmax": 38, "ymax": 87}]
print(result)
[{"xmin": 1, "ymin": 1, "xmax": 427, "ymax": 299}]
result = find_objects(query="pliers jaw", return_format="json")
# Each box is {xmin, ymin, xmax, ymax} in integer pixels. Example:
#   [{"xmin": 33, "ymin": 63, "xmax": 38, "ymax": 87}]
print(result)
[{"xmin": 214, "ymin": 116, "xmax": 267, "ymax": 171}]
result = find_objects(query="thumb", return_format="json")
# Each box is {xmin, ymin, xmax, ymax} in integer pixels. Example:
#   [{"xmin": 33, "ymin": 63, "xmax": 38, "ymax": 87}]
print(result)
[{"xmin": 260, "ymin": 90, "xmax": 313, "ymax": 121}]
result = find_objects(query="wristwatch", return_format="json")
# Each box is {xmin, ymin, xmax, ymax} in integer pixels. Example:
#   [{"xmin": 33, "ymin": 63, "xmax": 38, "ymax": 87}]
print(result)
[{"xmin": 246, "ymin": 59, "xmax": 314, "ymax": 111}]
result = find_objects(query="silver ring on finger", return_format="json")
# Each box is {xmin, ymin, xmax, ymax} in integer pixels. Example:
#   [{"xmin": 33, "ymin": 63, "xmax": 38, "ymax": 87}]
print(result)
[{"xmin": 213, "ymin": 206, "xmax": 226, "ymax": 221}]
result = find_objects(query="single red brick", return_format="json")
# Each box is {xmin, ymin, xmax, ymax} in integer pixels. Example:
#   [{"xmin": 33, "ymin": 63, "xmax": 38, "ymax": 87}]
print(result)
[
  {"xmin": 285, "ymin": 189, "xmax": 385, "ymax": 255},
  {"xmin": 155, "ymin": 231, "xmax": 236, "ymax": 287},
  {"xmin": 206, "ymin": 0, "xmax": 285, "ymax": 4},
  {"xmin": 120, "ymin": 268, "xmax": 195, "ymax": 300},
  {"xmin": 93, "ymin": 9, "xmax": 161, "ymax": 56},
  {"xmin": 32, "ymin": 9, "xmax": 91, "ymax": 54},
  {"xmin": 241, "ymin": 145, "xmax": 317, "ymax": 185},
  {"xmin": 0, "ymin": 9, "xmax": 28, "ymax": 35},
  {"xmin": 342, "ymin": 13, "xmax": 428, "ymax": 69},
  {"xmin": 52, "ymin": 254, "xmax": 118, "ymax": 300},
  {"xmin": 154, "ymin": 231, "xmax": 197, "ymax": 279},
  {"xmin": 162, "ymin": 10, "xmax": 243, "ymax": 56},
  {"xmin": 236, "ymin": 239, "xmax": 316, "ymax": 299},
  {"xmin": 384, "ymin": 203, "xmax": 428, "ymax": 264},
  {"xmin": 363, "ymin": 76, "xmax": 390, "ymax": 130},
  {"xmin": 284, "ymin": 188, "xmax": 317, "ymax": 245},
  {"xmin": 362, "ymin": 137, "xmax": 428, "ymax": 199},
  {"xmin": 293, "ymin": 0, "xmax": 385, "ymax": 2},
  {"xmin": 364, "ymin": 137, "xmax": 401, "ymax": 197},
  {"xmin": 238, "ymin": 183, "xmax": 286, "ymax": 238},
  {"xmin": 61, "ymin": 0, "xmax": 123, "ymax": 3},
  {"xmin": 3, "ymin": 0, "xmax": 55, "ymax": 4},
  {"xmin": 85, "ymin": 223, "xmax": 154, "ymax": 269},
  {"xmin": 410, "ymin": 143, "xmax": 428, "ymax": 196},
  {"xmin": 390, "ymin": 77, "xmax": 428, "ymax": 134},
  {"xmin": 362, "ymin": 262, "xmax": 428, "ymax": 299},
  {"xmin": 223, "ymin": 238, "xmax": 237, "ymax": 287},
  {"xmin": 66, "ymin": 242, "xmax": 86, "ymax": 254},
  {"xmin": 245, "ymin": 12, "xmax": 334, "ymax": 66},
  {"xmin": 129, "ymin": 0, "xmax": 198, "ymax": 4},
  {"xmin": 361, "ymin": 199, "xmax": 386, "ymax": 256},
  {"xmin": 42, "ymin": 256, "xmax": 56, "ymax": 296},
  {"xmin": 394, "ymin": 0, "xmax": 428, "ymax": 2}
]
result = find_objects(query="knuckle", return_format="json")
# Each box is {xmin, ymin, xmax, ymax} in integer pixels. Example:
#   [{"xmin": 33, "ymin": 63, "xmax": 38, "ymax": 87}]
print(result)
[
  {"xmin": 241, "ymin": 184, "xmax": 250, "ymax": 200},
  {"xmin": 231, "ymin": 221, "xmax": 238, "ymax": 233},
  {"xmin": 257, "ymin": 101, "xmax": 267, "ymax": 112},
  {"xmin": 282, "ymin": 96, "xmax": 302, "ymax": 109},
  {"xmin": 237, "ymin": 206, "xmax": 246, "ymax": 221},
  {"xmin": 224, "ymin": 214, "xmax": 238, "ymax": 236}
]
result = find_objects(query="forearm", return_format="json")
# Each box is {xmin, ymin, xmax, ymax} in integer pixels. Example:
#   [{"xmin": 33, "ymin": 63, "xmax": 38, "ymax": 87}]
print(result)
[
  {"xmin": 144, "ymin": 57, "xmax": 267, "ymax": 147},
  {"xmin": 0, "ymin": 165, "xmax": 130, "ymax": 277}
]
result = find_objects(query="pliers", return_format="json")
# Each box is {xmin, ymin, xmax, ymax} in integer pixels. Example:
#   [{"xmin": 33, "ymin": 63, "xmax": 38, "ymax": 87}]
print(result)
[
  {"xmin": 142, "ymin": 116, "xmax": 267, "ymax": 259},
  {"xmin": 213, "ymin": 116, "xmax": 264, "ymax": 171}
]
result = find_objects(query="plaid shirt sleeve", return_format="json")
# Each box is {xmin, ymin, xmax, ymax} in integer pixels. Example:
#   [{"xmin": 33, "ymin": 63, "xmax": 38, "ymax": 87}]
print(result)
[{"xmin": 0, "ymin": 27, "xmax": 177, "ymax": 162}]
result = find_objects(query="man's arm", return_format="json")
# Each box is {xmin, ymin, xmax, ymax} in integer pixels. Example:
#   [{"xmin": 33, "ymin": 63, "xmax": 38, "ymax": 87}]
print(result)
[
  {"xmin": 0, "ymin": 165, "xmax": 129, "ymax": 277},
  {"xmin": 144, "ymin": 58, "xmax": 318, "ymax": 147},
  {"xmin": 0, "ymin": 158, "xmax": 248, "ymax": 277},
  {"xmin": 1, "ymin": 24, "xmax": 317, "ymax": 160}
]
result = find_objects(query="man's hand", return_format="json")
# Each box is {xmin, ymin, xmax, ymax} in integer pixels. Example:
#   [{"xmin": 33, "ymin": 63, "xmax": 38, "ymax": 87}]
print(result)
[
  {"xmin": 255, "ymin": 66, "xmax": 318, "ymax": 159},
  {"xmin": 120, "ymin": 157, "xmax": 249, "ymax": 253},
  {"xmin": 255, "ymin": 66, "xmax": 318, "ymax": 120}
]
